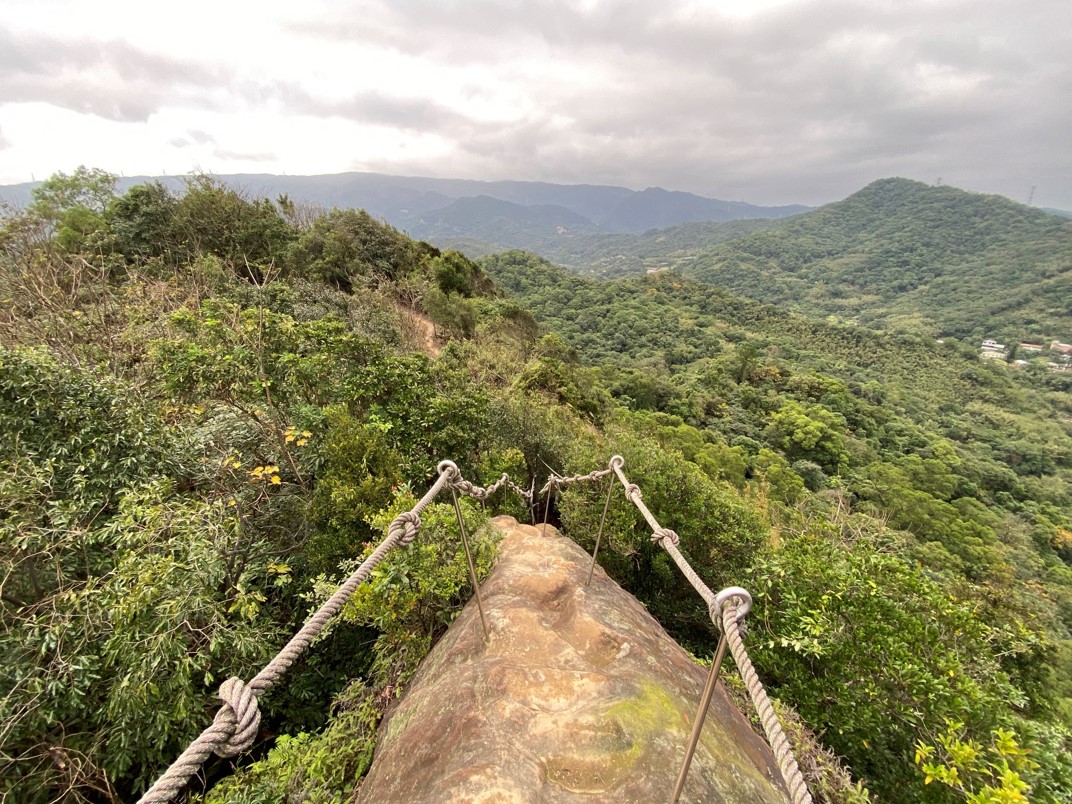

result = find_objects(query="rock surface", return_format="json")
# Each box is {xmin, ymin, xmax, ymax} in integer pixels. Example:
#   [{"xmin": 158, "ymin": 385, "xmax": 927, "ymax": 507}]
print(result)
[{"xmin": 357, "ymin": 516, "xmax": 789, "ymax": 803}]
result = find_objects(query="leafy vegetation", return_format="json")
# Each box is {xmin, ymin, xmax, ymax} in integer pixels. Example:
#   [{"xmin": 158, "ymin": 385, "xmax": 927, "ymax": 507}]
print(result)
[
  {"xmin": 2, "ymin": 168, "xmax": 1071, "ymax": 803},
  {"xmin": 507, "ymin": 178, "xmax": 1072, "ymax": 342},
  {"xmin": 484, "ymin": 249, "xmax": 1072, "ymax": 800}
]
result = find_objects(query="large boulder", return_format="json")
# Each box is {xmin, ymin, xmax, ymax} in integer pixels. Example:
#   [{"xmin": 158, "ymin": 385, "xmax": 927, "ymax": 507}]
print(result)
[{"xmin": 357, "ymin": 516, "xmax": 789, "ymax": 802}]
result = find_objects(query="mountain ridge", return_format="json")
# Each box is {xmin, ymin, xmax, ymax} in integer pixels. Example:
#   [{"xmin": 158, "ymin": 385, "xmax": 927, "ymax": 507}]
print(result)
[{"xmin": 0, "ymin": 170, "xmax": 809, "ymax": 237}]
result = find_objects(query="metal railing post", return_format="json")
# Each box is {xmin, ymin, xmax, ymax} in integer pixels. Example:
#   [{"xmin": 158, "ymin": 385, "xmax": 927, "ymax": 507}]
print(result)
[
  {"xmin": 586, "ymin": 475, "xmax": 615, "ymax": 587},
  {"xmin": 669, "ymin": 633, "xmax": 729, "ymax": 803},
  {"xmin": 449, "ymin": 486, "xmax": 489, "ymax": 641}
]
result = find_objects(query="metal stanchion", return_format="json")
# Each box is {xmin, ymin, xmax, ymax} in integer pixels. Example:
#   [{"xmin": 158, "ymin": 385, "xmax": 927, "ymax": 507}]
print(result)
[
  {"xmin": 449, "ymin": 486, "xmax": 489, "ymax": 641},
  {"xmin": 586, "ymin": 476, "xmax": 615, "ymax": 587}
]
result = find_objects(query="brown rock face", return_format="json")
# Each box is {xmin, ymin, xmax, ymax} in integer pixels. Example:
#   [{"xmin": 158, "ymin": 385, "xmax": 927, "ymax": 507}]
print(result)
[{"xmin": 357, "ymin": 516, "xmax": 789, "ymax": 803}]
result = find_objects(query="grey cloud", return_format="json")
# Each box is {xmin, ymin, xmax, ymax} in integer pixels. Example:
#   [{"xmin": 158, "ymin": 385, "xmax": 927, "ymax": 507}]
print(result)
[
  {"xmin": 3, "ymin": 0, "xmax": 1068, "ymax": 207},
  {"xmin": 277, "ymin": 84, "xmax": 470, "ymax": 132},
  {"xmin": 213, "ymin": 148, "xmax": 277, "ymax": 162},
  {"xmin": 189, "ymin": 130, "xmax": 216, "ymax": 145},
  {"xmin": 171, "ymin": 129, "xmax": 218, "ymax": 149},
  {"xmin": 0, "ymin": 27, "xmax": 228, "ymax": 121}
]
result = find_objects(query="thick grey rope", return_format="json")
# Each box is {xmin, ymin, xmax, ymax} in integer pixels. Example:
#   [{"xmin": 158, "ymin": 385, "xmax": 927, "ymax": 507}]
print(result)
[
  {"xmin": 609, "ymin": 456, "xmax": 812, "ymax": 804},
  {"xmin": 719, "ymin": 596, "xmax": 813, "ymax": 804},
  {"xmin": 451, "ymin": 472, "xmax": 533, "ymax": 505},
  {"xmin": 537, "ymin": 467, "xmax": 614, "ymax": 497},
  {"xmin": 138, "ymin": 464, "xmax": 457, "ymax": 803}
]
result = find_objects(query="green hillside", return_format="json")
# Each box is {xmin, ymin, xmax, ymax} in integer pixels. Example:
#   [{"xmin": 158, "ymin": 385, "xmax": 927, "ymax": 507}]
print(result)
[
  {"xmin": 506, "ymin": 178, "xmax": 1072, "ymax": 343},
  {"xmin": 3, "ymin": 169, "xmax": 1072, "ymax": 804},
  {"xmin": 678, "ymin": 178, "xmax": 1072, "ymax": 339},
  {"xmin": 439, "ymin": 217, "xmax": 779, "ymax": 276},
  {"xmin": 484, "ymin": 249, "xmax": 1072, "ymax": 799}
]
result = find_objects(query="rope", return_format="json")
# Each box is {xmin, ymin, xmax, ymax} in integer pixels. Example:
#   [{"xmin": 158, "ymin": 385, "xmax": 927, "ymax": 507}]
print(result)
[
  {"xmin": 141, "ymin": 455, "xmax": 812, "ymax": 803},
  {"xmin": 139, "ymin": 463, "xmax": 458, "ymax": 803},
  {"xmin": 451, "ymin": 473, "xmax": 533, "ymax": 505},
  {"xmin": 609, "ymin": 456, "xmax": 812, "ymax": 803},
  {"xmin": 720, "ymin": 596, "xmax": 812, "ymax": 804},
  {"xmin": 537, "ymin": 466, "xmax": 614, "ymax": 497}
]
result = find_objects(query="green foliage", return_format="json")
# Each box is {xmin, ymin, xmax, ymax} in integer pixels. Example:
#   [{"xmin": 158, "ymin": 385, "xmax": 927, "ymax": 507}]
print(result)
[
  {"xmin": 170, "ymin": 175, "xmax": 296, "ymax": 278},
  {"xmin": 422, "ymin": 285, "xmax": 476, "ymax": 337},
  {"xmin": 200, "ymin": 683, "xmax": 382, "ymax": 804},
  {"xmin": 514, "ymin": 333, "xmax": 609, "ymax": 419},
  {"xmin": 767, "ymin": 400, "xmax": 849, "ymax": 474},
  {"xmin": 560, "ymin": 428, "xmax": 766, "ymax": 647},
  {"xmin": 677, "ymin": 178, "xmax": 1072, "ymax": 340},
  {"xmin": 915, "ymin": 722, "xmax": 1038, "ymax": 803},
  {"xmin": 308, "ymin": 406, "xmax": 402, "ymax": 574},
  {"xmin": 204, "ymin": 492, "xmax": 500, "ymax": 802},
  {"xmin": 336, "ymin": 491, "xmax": 496, "ymax": 687},
  {"xmin": 746, "ymin": 534, "xmax": 1022, "ymax": 798},
  {"xmin": 430, "ymin": 249, "xmax": 489, "ymax": 297},
  {"xmin": 5, "ymin": 170, "xmax": 1071, "ymax": 803},
  {"xmin": 286, "ymin": 208, "xmax": 430, "ymax": 291},
  {"xmin": 106, "ymin": 181, "xmax": 180, "ymax": 263},
  {"xmin": 28, "ymin": 166, "xmax": 117, "ymax": 252}
]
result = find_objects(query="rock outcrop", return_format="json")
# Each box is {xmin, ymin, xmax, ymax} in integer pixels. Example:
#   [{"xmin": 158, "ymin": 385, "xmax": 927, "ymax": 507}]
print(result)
[{"xmin": 357, "ymin": 516, "xmax": 789, "ymax": 803}]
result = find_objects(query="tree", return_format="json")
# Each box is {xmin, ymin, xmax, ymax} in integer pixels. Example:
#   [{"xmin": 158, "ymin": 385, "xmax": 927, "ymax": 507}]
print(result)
[
  {"xmin": 170, "ymin": 175, "xmax": 295, "ymax": 278},
  {"xmin": 766, "ymin": 400, "xmax": 849, "ymax": 474},
  {"xmin": 106, "ymin": 181, "xmax": 179, "ymax": 263},
  {"xmin": 28, "ymin": 166, "xmax": 118, "ymax": 252}
]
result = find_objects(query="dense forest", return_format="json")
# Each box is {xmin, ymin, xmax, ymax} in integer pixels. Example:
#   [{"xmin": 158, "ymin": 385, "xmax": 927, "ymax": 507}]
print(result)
[
  {"xmin": 2, "ymin": 168, "xmax": 1071, "ymax": 803},
  {"xmin": 517, "ymin": 178, "xmax": 1072, "ymax": 344}
]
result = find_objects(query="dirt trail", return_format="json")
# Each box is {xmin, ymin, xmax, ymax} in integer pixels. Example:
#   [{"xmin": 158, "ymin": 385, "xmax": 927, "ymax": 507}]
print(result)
[{"xmin": 399, "ymin": 305, "xmax": 441, "ymax": 357}]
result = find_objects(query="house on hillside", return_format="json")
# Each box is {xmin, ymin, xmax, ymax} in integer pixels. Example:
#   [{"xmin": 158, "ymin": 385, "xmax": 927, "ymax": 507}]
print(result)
[
  {"xmin": 1019, "ymin": 343, "xmax": 1044, "ymax": 353},
  {"xmin": 1051, "ymin": 341, "xmax": 1072, "ymax": 356},
  {"xmin": 980, "ymin": 339, "xmax": 1007, "ymax": 359}
]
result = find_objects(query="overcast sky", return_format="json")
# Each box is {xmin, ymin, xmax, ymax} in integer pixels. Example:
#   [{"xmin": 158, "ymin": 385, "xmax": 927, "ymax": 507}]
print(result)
[{"xmin": 1, "ymin": 0, "xmax": 1069, "ymax": 208}]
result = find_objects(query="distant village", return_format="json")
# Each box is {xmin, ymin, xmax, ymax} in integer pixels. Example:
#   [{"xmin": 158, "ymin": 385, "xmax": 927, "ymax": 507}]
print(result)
[{"xmin": 979, "ymin": 338, "xmax": 1072, "ymax": 371}]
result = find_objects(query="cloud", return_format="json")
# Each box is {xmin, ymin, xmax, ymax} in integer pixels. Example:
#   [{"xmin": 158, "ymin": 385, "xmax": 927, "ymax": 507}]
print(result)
[
  {"xmin": 275, "ymin": 85, "xmax": 471, "ymax": 132},
  {"xmin": 0, "ymin": 125, "xmax": 9, "ymax": 150},
  {"xmin": 1, "ymin": 0, "xmax": 1070, "ymax": 207},
  {"xmin": 213, "ymin": 148, "xmax": 276, "ymax": 162},
  {"xmin": 171, "ymin": 129, "xmax": 217, "ymax": 148},
  {"xmin": 0, "ymin": 26, "xmax": 228, "ymax": 122},
  {"xmin": 273, "ymin": 0, "xmax": 1071, "ymax": 205}
]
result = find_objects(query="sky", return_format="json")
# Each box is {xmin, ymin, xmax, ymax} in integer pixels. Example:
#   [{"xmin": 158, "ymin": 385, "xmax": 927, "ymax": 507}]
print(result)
[{"xmin": 0, "ymin": 0, "xmax": 1069, "ymax": 208}]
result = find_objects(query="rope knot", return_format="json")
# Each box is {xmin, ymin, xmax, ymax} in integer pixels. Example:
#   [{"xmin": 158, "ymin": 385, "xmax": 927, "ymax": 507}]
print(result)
[
  {"xmin": 215, "ymin": 677, "xmax": 260, "ymax": 758},
  {"xmin": 625, "ymin": 483, "xmax": 642, "ymax": 501},
  {"xmin": 390, "ymin": 511, "xmax": 422, "ymax": 547},
  {"xmin": 650, "ymin": 527, "xmax": 680, "ymax": 546}
]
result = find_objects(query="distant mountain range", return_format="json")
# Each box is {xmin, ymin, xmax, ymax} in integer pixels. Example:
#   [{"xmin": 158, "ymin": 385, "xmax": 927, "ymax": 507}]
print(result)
[{"xmin": 0, "ymin": 171, "xmax": 810, "ymax": 240}]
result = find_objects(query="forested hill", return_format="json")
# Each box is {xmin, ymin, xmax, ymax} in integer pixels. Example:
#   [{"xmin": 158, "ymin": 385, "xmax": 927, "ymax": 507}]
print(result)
[
  {"xmin": 483, "ymin": 248, "xmax": 1072, "ymax": 797},
  {"xmin": 675, "ymin": 178, "xmax": 1072, "ymax": 339},
  {"xmin": 518, "ymin": 178, "xmax": 1072, "ymax": 343},
  {"xmin": 3, "ymin": 169, "xmax": 1072, "ymax": 804}
]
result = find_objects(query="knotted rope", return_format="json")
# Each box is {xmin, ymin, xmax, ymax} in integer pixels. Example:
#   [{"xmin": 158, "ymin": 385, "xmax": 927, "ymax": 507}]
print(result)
[
  {"xmin": 608, "ymin": 455, "xmax": 812, "ymax": 804},
  {"xmin": 651, "ymin": 527, "xmax": 679, "ymax": 545},
  {"xmin": 139, "ymin": 463, "xmax": 459, "ymax": 803},
  {"xmin": 537, "ymin": 466, "xmax": 614, "ymax": 497},
  {"xmin": 717, "ymin": 593, "xmax": 812, "ymax": 804},
  {"xmin": 451, "ymin": 473, "xmax": 533, "ymax": 505}
]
